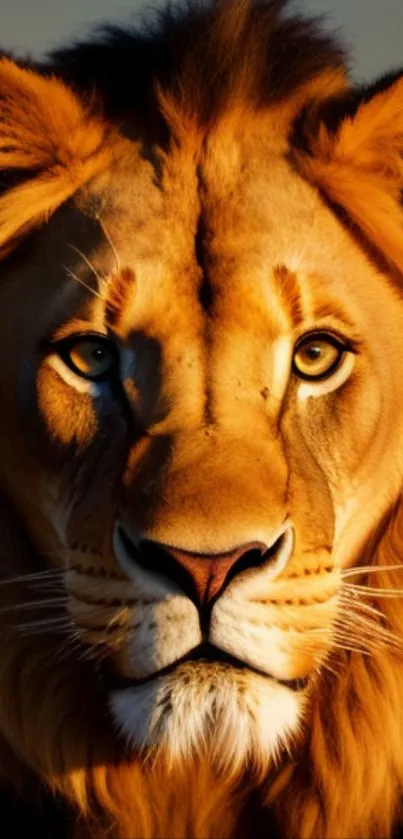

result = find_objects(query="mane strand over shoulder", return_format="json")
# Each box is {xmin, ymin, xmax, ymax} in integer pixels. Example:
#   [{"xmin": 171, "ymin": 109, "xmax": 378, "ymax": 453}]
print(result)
[{"xmin": 1, "ymin": 2, "xmax": 403, "ymax": 838}]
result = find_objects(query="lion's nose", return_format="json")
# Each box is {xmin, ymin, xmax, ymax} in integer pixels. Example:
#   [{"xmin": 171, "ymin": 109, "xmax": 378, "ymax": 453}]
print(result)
[
  {"xmin": 157, "ymin": 542, "xmax": 265, "ymax": 606},
  {"xmin": 134, "ymin": 531, "xmax": 292, "ymax": 608}
]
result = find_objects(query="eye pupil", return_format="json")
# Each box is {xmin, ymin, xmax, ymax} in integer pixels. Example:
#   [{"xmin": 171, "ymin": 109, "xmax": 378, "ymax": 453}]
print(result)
[{"xmin": 305, "ymin": 346, "xmax": 322, "ymax": 360}]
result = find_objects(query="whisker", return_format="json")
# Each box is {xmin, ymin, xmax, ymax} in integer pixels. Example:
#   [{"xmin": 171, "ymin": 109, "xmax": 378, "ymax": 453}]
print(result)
[
  {"xmin": 62, "ymin": 265, "xmax": 103, "ymax": 300},
  {"xmin": 344, "ymin": 583, "xmax": 403, "ymax": 598},
  {"xmin": 342, "ymin": 564, "xmax": 403, "ymax": 578},
  {"xmin": 0, "ymin": 569, "xmax": 64, "ymax": 586},
  {"xmin": 336, "ymin": 611, "xmax": 386, "ymax": 637},
  {"xmin": 96, "ymin": 213, "xmax": 121, "ymax": 273},
  {"xmin": 303, "ymin": 618, "xmax": 385, "ymax": 645},
  {"xmin": 67, "ymin": 243, "xmax": 105, "ymax": 286},
  {"xmin": 338, "ymin": 604, "xmax": 384, "ymax": 630},
  {"xmin": 339, "ymin": 592, "xmax": 384, "ymax": 615},
  {"xmin": 315, "ymin": 659, "xmax": 340, "ymax": 679},
  {"xmin": 327, "ymin": 626, "xmax": 377, "ymax": 650},
  {"xmin": 50, "ymin": 632, "xmax": 87, "ymax": 665},
  {"xmin": 79, "ymin": 639, "xmax": 128, "ymax": 665},
  {"xmin": 0, "ymin": 597, "xmax": 68, "ymax": 615},
  {"xmin": 328, "ymin": 639, "xmax": 371, "ymax": 656},
  {"xmin": 78, "ymin": 643, "xmax": 108, "ymax": 663},
  {"xmin": 15, "ymin": 619, "xmax": 74, "ymax": 635},
  {"xmin": 335, "ymin": 598, "xmax": 403, "ymax": 652},
  {"xmin": 335, "ymin": 627, "xmax": 401, "ymax": 653}
]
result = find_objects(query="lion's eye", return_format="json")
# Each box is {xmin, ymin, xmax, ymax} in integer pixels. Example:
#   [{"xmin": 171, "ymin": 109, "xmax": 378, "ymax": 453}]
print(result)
[
  {"xmin": 58, "ymin": 335, "xmax": 119, "ymax": 381},
  {"xmin": 293, "ymin": 333, "xmax": 346, "ymax": 381}
]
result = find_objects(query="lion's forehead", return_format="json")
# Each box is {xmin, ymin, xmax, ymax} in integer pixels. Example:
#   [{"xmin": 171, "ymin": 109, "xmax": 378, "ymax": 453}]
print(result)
[{"xmin": 82, "ymin": 135, "xmax": 378, "ymax": 341}]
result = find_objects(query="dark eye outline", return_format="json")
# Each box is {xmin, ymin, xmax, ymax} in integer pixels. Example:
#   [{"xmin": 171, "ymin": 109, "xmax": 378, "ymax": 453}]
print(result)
[
  {"xmin": 292, "ymin": 330, "xmax": 351, "ymax": 382},
  {"xmin": 50, "ymin": 332, "xmax": 120, "ymax": 382}
]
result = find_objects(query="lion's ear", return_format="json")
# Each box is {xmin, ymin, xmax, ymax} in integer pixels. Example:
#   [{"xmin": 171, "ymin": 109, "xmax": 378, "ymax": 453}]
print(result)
[
  {"xmin": 0, "ymin": 58, "xmax": 112, "ymax": 257},
  {"xmin": 295, "ymin": 73, "xmax": 403, "ymax": 275}
]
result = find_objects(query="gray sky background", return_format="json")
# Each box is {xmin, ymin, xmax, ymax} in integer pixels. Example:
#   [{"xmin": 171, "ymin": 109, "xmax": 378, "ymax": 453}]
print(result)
[{"xmin": 0, "ymin": 0, "xmax": 401, "ymax": 82}]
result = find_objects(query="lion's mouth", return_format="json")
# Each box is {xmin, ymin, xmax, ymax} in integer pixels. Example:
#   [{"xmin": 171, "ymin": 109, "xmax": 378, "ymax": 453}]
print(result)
[{"xmin": 102, "ymin": 642, "xmax": 309, "ymax": 693}]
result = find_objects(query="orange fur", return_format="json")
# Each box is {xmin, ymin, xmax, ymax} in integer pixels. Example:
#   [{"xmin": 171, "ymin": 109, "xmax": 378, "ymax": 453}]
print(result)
[
  {"xmin": 0, "ymin": 59, "xmax": 115, "ymax": 257},
  {"xmin": 296, "ymin": 77, "xmax": 403, "ymax": 275}
]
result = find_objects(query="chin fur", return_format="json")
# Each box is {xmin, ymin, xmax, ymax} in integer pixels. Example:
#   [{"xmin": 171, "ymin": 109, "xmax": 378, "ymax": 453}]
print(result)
[{"xmin": 110, "ymin": 661, "xmax": 304, "ymax": 780}]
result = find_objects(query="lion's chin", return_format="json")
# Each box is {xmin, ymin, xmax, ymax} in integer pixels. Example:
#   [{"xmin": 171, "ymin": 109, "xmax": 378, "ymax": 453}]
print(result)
[{"xmin": 109, "ymin": 660, "xmax": 305, "ymax": 779}]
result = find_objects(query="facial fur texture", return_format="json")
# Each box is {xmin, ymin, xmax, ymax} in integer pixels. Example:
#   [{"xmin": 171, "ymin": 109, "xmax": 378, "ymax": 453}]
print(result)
[{"xmin": 1, "ymin": 2, "xmax": 403, "ymax": 838}]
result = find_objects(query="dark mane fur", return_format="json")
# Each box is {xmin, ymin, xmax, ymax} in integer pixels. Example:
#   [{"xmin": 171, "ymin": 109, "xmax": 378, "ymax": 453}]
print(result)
[{"xmin": 46, "ymin": 0, "xmax": 346, "ymax": 130}]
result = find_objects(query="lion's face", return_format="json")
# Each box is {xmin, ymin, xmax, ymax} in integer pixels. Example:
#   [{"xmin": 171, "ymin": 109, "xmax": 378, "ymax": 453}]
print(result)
[{"xmin": 2, "ymin": 116, "xmax": 403, "ymax": 776}]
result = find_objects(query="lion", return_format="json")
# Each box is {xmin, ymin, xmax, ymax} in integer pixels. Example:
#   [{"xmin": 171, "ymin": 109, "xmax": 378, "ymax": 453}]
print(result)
[{"xmin": 1, "ymin": 0, "xmax": 403, "ymax": 836}]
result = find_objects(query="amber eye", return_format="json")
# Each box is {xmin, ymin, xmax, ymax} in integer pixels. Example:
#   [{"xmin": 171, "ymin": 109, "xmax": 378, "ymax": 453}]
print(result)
[
  {"xmin": 58, "ymin": 335, "xmax": 119, "ymax": 381},
  {"xmin": 293, "ymin": 333, "xmax": 346, "ymax": 381}
]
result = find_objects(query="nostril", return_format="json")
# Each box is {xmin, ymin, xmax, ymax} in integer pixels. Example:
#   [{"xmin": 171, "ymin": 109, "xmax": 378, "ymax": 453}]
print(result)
[
  {"xmin": 116, "ymin": 526, "xmax": 201, "ymax": 601},
  {"xmin": 223, "ymin": 530, "xmax": 291, "ymax": 591}
]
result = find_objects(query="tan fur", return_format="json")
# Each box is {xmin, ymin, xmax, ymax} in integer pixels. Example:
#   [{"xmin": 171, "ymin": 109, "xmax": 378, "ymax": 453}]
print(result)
[{"xmin": 2, "ymin": 3, "xmax": 403, "ymax": 838}]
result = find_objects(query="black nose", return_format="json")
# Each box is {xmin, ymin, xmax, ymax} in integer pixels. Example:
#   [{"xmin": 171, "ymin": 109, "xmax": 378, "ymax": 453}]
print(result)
[{"xmin": 117, "ymin": 527, "xmax": 290, "ymax": 608}]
